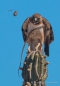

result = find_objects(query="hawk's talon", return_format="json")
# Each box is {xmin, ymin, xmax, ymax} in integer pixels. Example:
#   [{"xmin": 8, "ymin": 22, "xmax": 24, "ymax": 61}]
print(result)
[
  {"xmin": 35, "ymin": 43, "xmax": 40, "ymax": 51},
  {"xmin": 27, "ymin": 46, "xmax": 31, "ymax": 53}
]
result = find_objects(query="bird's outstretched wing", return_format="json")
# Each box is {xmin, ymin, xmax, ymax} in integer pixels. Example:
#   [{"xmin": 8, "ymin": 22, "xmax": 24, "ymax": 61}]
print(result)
[{"xmin": 42, "ymin": 17, "xmax": 54, "ymax": 56}]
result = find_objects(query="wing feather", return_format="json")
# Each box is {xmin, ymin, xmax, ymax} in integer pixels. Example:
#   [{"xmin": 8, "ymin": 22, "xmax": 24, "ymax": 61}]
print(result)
[
  {"xmin": 21, "ymin": 18, "xmax": 30, "ymax": 42},
  {"xmin": 42, "ymin": 17, "xmax": 54, "ymax": 56}
]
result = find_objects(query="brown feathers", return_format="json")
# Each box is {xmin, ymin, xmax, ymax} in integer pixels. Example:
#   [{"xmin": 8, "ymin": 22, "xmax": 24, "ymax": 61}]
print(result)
[{"xmin": 21, "ymin": 13, "xmax": 54, "ymax": 56}]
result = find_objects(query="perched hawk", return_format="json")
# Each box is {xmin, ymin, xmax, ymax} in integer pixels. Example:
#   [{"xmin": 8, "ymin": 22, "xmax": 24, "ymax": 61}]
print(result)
[{"xmin": 21, "ymin": 13, "xmax": 54, "ymax": 56}]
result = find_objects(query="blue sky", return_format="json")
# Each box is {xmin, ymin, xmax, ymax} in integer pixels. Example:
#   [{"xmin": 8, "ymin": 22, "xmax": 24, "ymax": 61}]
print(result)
[{"xmin": 0, "ymin": 0, "xmax": 60, "ymax": 86}]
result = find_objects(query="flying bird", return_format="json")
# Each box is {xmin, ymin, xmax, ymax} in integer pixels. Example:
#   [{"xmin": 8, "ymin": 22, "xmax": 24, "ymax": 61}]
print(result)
[
  {"xmin": 21, "ymin": 13, "xmax": 54, "ymax": 56},
  {"xmin": 13, "ymin": 11, "xmax": 18, "ymax": 16}
]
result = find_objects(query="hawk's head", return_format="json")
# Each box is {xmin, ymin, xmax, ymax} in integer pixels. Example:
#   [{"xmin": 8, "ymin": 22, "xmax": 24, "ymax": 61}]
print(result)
[{"xmin": 30, "ymin": 13, "xmax": 42, "ymax": 25}]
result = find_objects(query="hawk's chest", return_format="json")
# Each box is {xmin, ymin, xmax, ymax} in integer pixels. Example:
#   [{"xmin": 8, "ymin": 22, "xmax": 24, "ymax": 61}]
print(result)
[{"xmin": 28, "ymin": 23, "xmax": 44, "ymax": 39}]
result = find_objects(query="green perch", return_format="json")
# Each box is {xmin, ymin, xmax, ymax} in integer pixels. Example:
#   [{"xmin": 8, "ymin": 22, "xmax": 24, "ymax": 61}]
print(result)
[{"xmin": 20, "ymin": 50, "xmax": 49, "ymax": 86}]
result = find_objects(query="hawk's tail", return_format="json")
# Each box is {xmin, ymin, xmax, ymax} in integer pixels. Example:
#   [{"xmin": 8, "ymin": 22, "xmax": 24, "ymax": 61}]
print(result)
[{"xmin": 44, "ymin": 44, "xmax": 49, "ymax": 56}]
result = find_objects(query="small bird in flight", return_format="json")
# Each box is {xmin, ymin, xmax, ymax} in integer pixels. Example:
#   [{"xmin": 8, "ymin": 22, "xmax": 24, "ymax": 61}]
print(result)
[{"xmin": 13, "ymin": 11, "xmax": 18, "ymax": 16}]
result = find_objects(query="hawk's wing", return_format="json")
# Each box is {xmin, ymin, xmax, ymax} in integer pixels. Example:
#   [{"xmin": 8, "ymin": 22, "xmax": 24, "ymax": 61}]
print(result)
[
  {"xmin": 42, "ymin": 17, "xmax": 54, "ymax": 56},
  {"xmin": 21, "ymin": 18, "xmax": 30, "ymax": 42}
]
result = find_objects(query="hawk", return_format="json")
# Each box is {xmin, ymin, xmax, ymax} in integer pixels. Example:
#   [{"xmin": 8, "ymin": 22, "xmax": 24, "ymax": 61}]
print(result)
[{"xmin": 21, "ymin": 13, "xmax": 54, "ymax": 56}]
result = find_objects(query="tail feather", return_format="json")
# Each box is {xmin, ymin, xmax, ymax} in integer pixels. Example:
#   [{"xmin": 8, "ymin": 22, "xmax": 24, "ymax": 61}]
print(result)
[{"xmin": 44, "ymin": 44, "xmax": 49, "ymax": 56}]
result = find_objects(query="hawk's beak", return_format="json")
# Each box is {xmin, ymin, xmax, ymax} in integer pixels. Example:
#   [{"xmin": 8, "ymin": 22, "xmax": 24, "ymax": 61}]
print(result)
[
  {"xmin": 33, "ymin": 18, "xmax": 40, "ymax": 24},
  {"xmin": 33, "ymin": 18, "xmax": 37, "ymax": 24},
  {"xmin": 34, "ymin": 18, "xmax": 38, "ymax": 21}
]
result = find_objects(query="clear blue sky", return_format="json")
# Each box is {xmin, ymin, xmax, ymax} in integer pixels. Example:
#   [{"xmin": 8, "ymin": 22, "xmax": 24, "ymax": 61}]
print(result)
[{"xmin": 0, "ymin": 0, "xmax": 60, "ymax": 86}]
